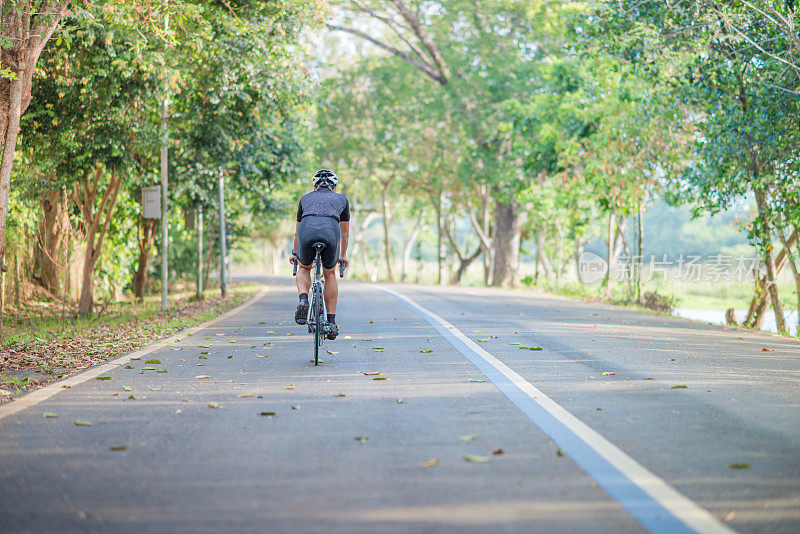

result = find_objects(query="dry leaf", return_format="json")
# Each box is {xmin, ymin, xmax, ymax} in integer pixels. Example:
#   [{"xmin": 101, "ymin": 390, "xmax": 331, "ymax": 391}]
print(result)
[
  {"xmin": 462, "ymin": 455, "xmax": 489, "ymax": 463},
  {"xmin": 421, "ymin": 458, "xmax": 439, "ymax": 467}
]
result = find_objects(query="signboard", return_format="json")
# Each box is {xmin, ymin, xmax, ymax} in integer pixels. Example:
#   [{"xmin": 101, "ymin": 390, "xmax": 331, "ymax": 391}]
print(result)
[{"xmin": 142, "ymin": 186, "xmax": 161, "ymax": 219}]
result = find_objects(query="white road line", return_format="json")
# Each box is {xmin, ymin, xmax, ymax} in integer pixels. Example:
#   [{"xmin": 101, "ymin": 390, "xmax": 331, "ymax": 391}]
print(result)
[
  {"xmin": 0, "ymin": 287, "xmax": 268, "ymax": 422},
  {"xmin": 380, "ymin": 285, "xmax": 735, "ymax": 534}
]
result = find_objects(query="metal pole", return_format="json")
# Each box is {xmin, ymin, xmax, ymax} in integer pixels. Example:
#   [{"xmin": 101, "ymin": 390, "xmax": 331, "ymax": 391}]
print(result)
[
  {"xmin": 160, "ymin": 7, "xmax": 170, "ymax": 311},
  {"xmin": 218, "ymin": 176, "xmax": 227, "ymax": 298},
  {"xmin": 197, "ymin": 206, "xmax": 203, "ymax": 299},
  {"xmin": 160, "ymin": 97, "xmax": 169, "ymax": 310}
]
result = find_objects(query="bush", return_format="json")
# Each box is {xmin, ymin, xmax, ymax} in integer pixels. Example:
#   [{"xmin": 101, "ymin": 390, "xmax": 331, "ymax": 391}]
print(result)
[{"xmin": 643, "ymin": 291, "xmax": 679, "ymax": 313}]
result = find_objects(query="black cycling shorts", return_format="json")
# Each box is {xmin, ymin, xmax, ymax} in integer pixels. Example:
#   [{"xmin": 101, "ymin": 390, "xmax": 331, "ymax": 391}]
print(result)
[{"xmin": 297, "ymin": 215, "xmax": 340, "ymax": 270}]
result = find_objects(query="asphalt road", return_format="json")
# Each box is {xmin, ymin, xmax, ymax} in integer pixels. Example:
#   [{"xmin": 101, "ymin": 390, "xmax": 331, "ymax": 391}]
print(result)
[{"xmin": 1, "ymin": 277, "xmax": 799, "ymax": 534}]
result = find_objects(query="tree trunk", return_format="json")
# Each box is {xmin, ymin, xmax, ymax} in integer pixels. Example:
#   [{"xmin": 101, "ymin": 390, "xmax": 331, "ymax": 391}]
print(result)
[
  {"xmin": 636, "ymin": 204, "xmax": 644, "ymax": 303},
  {"xmin": 39, "ymin": 187, "xmax": 69, "ymax": 294},
  {"xmin": 745, "ymin": 229, "xmax": 798, "ymax": 327},
  {"xmin": 490, "ymin": 198, "xmax": 521, "ymax": 287},
  {"xmin": 134, "ymin": 217, "xmax": 158, "ymax": 299},
  {"xmin": 74, "ymin": 169, "xmax": 123, "ymax": 315},
  {"xmin": 602, "ymin": 213, "xmax": 615, "ymax": 296},
  {"xmin": 754, "ymin": 187, "xmax": 787, "ymax": 334},
  {"xmin": 0, "ymin": 74, "xmax": 24, "ymax": 267},
  {"xmin": 435, "ymin": 190, "xmax": 443, "ymax": 285},
  {"xmin": 779, "ymin": 227, "xmax": 800, "ymax": 335},
  {"xmin": 401, "ymin": 217, "xmax": 422, "ymax": 283},
  {"xmin": 380, "ymin": 180, "xmax": 394, "ymax": 281},
  {"xmin": 452, "ymin": 246, "xmax": 482, "ymax": 284}
]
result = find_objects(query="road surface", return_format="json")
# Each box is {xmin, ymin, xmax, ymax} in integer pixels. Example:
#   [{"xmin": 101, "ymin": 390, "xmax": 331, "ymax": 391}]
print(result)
[{"xmin": 1, "ymin": 277, "xmax": 799, "ymax": 534}]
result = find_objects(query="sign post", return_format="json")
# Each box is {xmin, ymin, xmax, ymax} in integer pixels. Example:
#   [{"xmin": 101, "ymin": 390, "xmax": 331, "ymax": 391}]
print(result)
[{"xmin": 218, "ymin": 176, "xmax": 227, "ymax": 298}]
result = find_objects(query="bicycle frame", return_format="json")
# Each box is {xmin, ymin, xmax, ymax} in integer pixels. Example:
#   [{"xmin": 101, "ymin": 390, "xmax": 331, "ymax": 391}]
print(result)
[{"xmin": 292, "ymin": 243, "xmax": 345, "ymax": 366}]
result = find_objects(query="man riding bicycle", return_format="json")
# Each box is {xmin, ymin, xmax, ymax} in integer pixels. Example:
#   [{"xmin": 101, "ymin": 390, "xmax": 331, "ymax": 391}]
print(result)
[{"xmin": 290, "ymin": 169, "xmax": 350, "ymax": 339}]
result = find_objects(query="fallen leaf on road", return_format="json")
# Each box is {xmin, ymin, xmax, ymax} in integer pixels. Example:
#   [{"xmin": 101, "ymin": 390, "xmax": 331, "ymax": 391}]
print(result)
[
  {"xmin": 671, "ymin": 384, "xmax": 688, "ymax": 389},
  {"xmin": 125, "ymin": 366, "xmax": 134, "ymax": 369},
  {"xmin": 364, "ymin": 372, "xmax": 381, "ymax": 376},
  {"xmin": 257, "ymin": 355, "xmax": 268, "ymax": 358},
  {"xmin": 259, "ymin": 321, "xmax": 266, "ymax": 324},
  {"xmin": 462, "ymin": 455, "xmax": 489, "ymax": 463},
  {"xmin": 396, "ymin": 398, "xmax": 404, "ymax": 404},
  {"xmin": 195, "ymin": 375, "xmax": 212, "ymax": 379},
  {"xmin": 477, "ymin": 338, "xmax": 490, "ymax": 342},
  {"xmin": 142, "ymin": 367, "xmax": 155, "ymax": 371},
  {"xmin": 265, "ymin": 331, "xmax": 277, "ymax": 334},
  {"xmin": 96, "ymin": 376, "xmax": 112, "ymax": 380},
  {"xmin": 474, "ymin": 330, "xmax": 485, "ymax": 333},
  {"xmin": 43, "ymin": 412, "xmax": 58, "ymax": 419},
  {"xmin": 198, "ymin": 345, "xmax": 211, "ymax": 349},
  {"xmin": 491, "ymin": 335, "xmax": 498, "ymax": 339},
  {"xmin": 74, "ymin": 420, "xmax": 93, "ymax": 426},
  {"xmin": 373, "ymin": 377, "xmax": 389, "ymax": 381},
  {"xmin": 156, "ymin": 369, "xmax": 168, "ymax": 373},
  {"xmin": 556, "ymin": 448, "xmax": 565, "ymax": 457},
  {"xmin": 291, "ymin": 405, "xmax": 301, "ymax": 410},
  {"xmin": 510, "ymin": 342, "xmax": 521, "ymax": 345},
  {"xmin": 372, "ymin": 347, "xmax": 385, "ymax": 350},
  {"xmin": 234, "ymin": 328, "xmax": 242, "ymax": 332},
  {"xmin": 130, "ymin": 357, "xmax": 141, "ymax": 360},
  {"xmin": 421, "ymin": 458, "xmax": 439, "ymax": 467},
  {"xmin": 208, "ymin": 402, "xmax": 220, "ymax": 409},
  {"xmin": 259, "ymin": 412, "xmax": 276, "ymax": 417},
  {"xmin": 110, "ymin": 445, "xmax": 128, "ymax": 451},
  {"xmin": 122, "ymin": 385, "xmax": 133, "ymax": 391},
  {"xmin": 250, "ymin": 345, "xmax": 258, "ymax": 349},
  {"xmin": 237, "ymin": 394, "xmax": 255, "ymax": 398},
  {"xmin": 171, "ymin": 348, "xmax": 183, "ymax": 351},
  {"xmin": 492, "ymin": 449, "xmax": 504, "ymax": 455},
  {"xmin": 199, "ymin": 356, "xmax": 208, "ymax": 360},
  {"xmin": 519, "ymin": 346, "xmax": 543, "ymax": 351},
  {"xmin": 601, "ymin": 372, "xmax": 615, "ymax": 376},
  {"xmin": 419, "ymin": 349, "xmax": 433, "ymax": 353},
  {"xmin": 469, "ymin": 379, "xmax": 487, "ymax": 383},
  {"xmin": 761, "ymin": 347, "xmax": 773, "ymax": 352},
  {"xmin": 127, "ymin": 395, "xmax": 139, "ymax": 400},
  {"xmin": 216, "ymin": 333, "xmax": 225, "ymax": 336},
  {"xmin": 327, "ymin": 350, "xmax": 339, "ymax": 355},
  {"xmin": 354, "ymin": 436, "xmax": 369, "ymax": 443},
  {"xmin": 310, "ymin": 359, "xmax": 323, "ymax": 363},
  {"xmin": 201, "ymin": 351, "xmax": 210, "ymax": 355},
  {"xmin": 458, "ymin": 434, "xmax": 479, "ymax": 442},
  {"xmin": 333, "ymin": 393, "xmax": 346, "ymax": 397},
  {"xmin": 729, "ymin": 463, "xmax": 750, "ymax": 469},
  {"xmin": 344, "ymin": 336, "xmax": 353, "ymax": 340},
  {"xmin": 227, "ymin": 355, "xmax": 234, "ymax": 359},
  {"xmin": 147, "ymin": 385, "xmax": 163, "ymax": 391}
]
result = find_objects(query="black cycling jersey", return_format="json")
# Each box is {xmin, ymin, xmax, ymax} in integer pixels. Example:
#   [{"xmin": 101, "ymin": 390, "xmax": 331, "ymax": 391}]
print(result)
[{"xmin": 296, "ymin": 188, "xmax": 350, "ymax": 223}]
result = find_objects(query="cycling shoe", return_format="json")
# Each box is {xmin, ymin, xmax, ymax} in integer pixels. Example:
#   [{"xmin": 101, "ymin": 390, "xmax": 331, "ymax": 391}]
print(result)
[
  {"xmin": 295, "ymin": 301, "xmax": 308, "ymax": 325},
  {"xmin": 326, "ymin": 323, "xmax": 339, "ymax": 340}
]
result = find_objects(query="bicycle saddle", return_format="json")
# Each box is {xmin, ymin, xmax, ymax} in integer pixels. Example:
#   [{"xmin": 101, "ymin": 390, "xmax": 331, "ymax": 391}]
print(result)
[{"xmin": 313, "ymin": 242, "xmax": 326, "ymax": 250}]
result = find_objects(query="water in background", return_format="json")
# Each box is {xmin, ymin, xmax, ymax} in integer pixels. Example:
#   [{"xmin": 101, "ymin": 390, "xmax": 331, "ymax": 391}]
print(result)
[{"xmin": 673, "ymin": 309, "xmax": 799, "ymax": 337}]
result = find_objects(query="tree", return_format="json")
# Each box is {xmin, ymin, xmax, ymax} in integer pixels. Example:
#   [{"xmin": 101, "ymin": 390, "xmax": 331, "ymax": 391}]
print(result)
[{"xmin": 325, "ymin": 0, "xmax": 568, "ymax": 286}]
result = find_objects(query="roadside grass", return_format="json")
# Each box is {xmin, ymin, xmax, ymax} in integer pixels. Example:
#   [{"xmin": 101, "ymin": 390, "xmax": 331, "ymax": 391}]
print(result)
[{"xmin": 0, "ymin": 283, "xmax": 260, "ymax": 402}]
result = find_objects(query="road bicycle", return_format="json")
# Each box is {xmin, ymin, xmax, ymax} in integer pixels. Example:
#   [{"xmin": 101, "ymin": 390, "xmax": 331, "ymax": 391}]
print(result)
[{"xmin": 293, "ymin": 243, "xmax": 344, "ymax": 365}]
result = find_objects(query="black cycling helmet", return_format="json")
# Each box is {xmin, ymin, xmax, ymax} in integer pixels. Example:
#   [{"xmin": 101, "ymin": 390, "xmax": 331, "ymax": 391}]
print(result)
[{"xmin": 313, "ymin": 168, "xmax": 338, "ymax": 189}]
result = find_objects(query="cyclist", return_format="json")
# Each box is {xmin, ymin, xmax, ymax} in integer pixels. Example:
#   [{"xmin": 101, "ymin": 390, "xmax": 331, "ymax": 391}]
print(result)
[{"xmin": 290, "ymin": 169, "xmax": 350, "ymax": 339}]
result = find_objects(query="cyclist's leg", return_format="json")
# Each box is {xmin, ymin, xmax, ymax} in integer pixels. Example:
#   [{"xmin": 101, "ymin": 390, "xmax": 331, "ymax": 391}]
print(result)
[
  {"xmin": 296, "ymin": 263, "xmax": 312, "ymax": 295},
  {"xmin": 323, "ymin": 266, "xmax": 337, "ymax": 314},
  {"xmin": 319, "ymin": 220, "xmax": 341, "ymax": 318}
]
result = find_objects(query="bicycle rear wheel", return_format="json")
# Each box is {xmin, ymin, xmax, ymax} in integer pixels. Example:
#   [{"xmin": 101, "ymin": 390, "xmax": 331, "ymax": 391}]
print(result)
[{"xmin": 314, "ymin": 283, "xmax": 322, "ymax": 365}]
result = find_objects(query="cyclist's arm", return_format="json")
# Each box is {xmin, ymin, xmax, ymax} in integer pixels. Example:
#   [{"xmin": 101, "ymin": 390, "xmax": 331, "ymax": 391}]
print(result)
[
  {"xmin": 292, "ymin": 222, "xmax": 300, "ymax": 260},
  {"xmin": 340, "ymin": 221, "xmax": 349, "ymax": 258}
]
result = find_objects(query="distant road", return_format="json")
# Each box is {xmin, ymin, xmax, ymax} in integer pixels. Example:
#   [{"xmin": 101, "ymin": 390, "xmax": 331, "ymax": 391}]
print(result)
[{"xmin": 1, "ymin": 277, "xmax": 798, "ymax": 534}]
